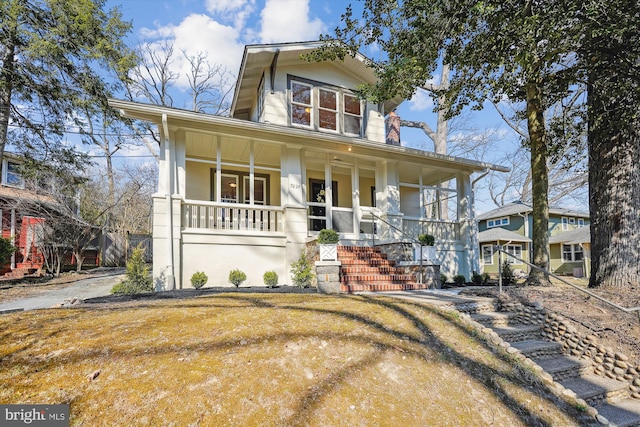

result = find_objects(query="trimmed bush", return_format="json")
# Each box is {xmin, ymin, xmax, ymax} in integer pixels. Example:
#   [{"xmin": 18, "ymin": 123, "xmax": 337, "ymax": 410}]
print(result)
[
  {"xmin": 440, "ymin": 273, "xmax": 448, "ymax": 285},
  {"xmin": 501, "ymin": 261, "xmax": 515, "ymax": 285},
  {"xmin": 228, "ymin": 269, "xmax": 247, "ymax": 288},
  {"xmin": 471, "ymin": 272, "xmax": 483, "ymax": 285},
  {"xmin": 191, "ymin": 271, "xmax": 208, "ymax": 289},
  {"xmin": 453, "ymin": 274, "xmax": 466, "ymax": 286},
  {"xmin": 0, "ymin": 237, "xmax": 17, "ymax": 267},
  {"xmin": 482, "ymin": 272, "xmax": 491, "ymax": 284},
  {"xmin": 317, "ymin": 229, "xmax": 339, "ymax": 244},
  {"xmin": 290, "ymin": 250, "xmax": 314, "ymax": 288},
  {"xmin": 263, "ymin": 270, "xmax": 278, "ymax": 288},
  {"xmin": 111, "ymin": 247, "xmax": 153, "ymax": 295},
  {"xmin": 418, "ymin": 234, "xmax": 435, "ymax": 246}
]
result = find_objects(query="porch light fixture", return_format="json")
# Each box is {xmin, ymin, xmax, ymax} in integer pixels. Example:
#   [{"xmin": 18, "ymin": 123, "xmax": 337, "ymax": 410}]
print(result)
[{"xmin": 229, "ymin": 182, "xmax": 237, "ymax": 188}]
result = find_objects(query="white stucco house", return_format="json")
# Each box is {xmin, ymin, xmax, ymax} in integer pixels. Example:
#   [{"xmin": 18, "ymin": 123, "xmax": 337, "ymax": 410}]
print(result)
[{"xmin": 109, "ymin": 41, "xmax": 507, "ymax": 290}]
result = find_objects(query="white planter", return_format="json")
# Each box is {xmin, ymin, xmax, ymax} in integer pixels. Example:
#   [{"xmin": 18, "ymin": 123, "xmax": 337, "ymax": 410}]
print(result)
[
  {"xmin": 414, "ymin": 246, "xmax": 436, "ymax": 261},
  {"xmin": 319, "ymin": 244, "xmax": 338, "ymax": 261}
]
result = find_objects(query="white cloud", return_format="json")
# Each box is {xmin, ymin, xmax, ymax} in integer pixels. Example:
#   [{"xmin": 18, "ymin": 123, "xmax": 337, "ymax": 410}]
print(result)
[
  {"xmin": 408, "ymin": 89, "xmax": 435, "ymax": 112},
  {"xmin": 139, "ymin": 13, "xmax": 245, "ymax": 92},
  {"xmin": 259, "ymin": 0, "xmax": 325, "ymax": 43},
  {"xmin": 205, "ymin": 0, "xmax": 256, "ymax": 31}
]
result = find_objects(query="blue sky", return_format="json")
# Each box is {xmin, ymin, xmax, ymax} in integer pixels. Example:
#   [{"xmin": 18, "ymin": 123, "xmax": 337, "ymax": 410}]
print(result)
[{"xmin": 103, "ymin": 0, "xmax": 523, "ymax": 212}]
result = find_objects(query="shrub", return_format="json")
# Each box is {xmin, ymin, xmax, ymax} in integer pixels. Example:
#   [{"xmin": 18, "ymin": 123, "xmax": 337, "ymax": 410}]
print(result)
[
  {"xmin": 471, "ymin": 272, "xmax": 483, "ymax": 285},
  {"xmin": 418, "ymin": 234, "xmax": 435, "ymax": 246},
  {"xmin": 317, "ymin": 229, "xmax": 339, "ymax": 244},
  {"xmin": 453, "ymin": 274, "xmax": 466, "ymax": 286},
  {"xmin": 440, "ymin": 273, "xmax": 448, "ymax": 285},
  {"xmin": 290, "ymin": 249, "xmax": 314, "ymax": 288},
  {"xmin": 482, "ymin": 272, "xmax": 491, "ymax": 284},
  {"xmin": 501, "ymin": 261, "xmax": 515, "ymax": 285},
  {"xmin": 263, "ymin": 270, "xmax": 278, "ymax": 287},
  {"xmin": 111, "ymin": 247, "xmax": 153, "ymax": 295},
  {"xmin": 228, "ymin": 269, "xmax": 247, "ymax": 288},
  {"xmin": 191, "ymin": 271, "xmax": 208, "ymax": 289},
  {"xmin": 0, "ymin": 237, "xmax": 17, "ymax": 267}
]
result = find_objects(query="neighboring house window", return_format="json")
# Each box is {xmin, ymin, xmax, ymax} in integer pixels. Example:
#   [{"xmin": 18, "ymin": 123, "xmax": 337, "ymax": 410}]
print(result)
[
  {"xmin": 482, "ymin": 245, "xmax": 494, "ymax": 265},
  {"xmin": 562, "ymin": 217, "xmax": 569, "ymax": 230},
  {"xmin": 578, "ymin": 218, "xmax": 585, "ymax": 227},
  {"xmin": 289, "ymin": 77, "xmax": 363, "ymax": 136},
  {"xmin": 569, "ymin": 217, "xmax": 575, "ymax": 225},
  {"xmin": 487, "ymin": 217, "xmax": 509, "ymax": 228},
  {"xmin": 2, "ymin": 160, "xmax": 24, "ymax": 188},
  {"xmin": 505, "ymin": 245, "xmax": 523, "ymax": 265},
  {"xmin": 563, "ymin": 244, "xmax": 583, "ymax": 262}
]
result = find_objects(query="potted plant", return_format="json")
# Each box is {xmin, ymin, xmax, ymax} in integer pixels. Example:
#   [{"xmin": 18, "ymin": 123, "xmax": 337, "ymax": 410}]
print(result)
[
  {"xmin": 415, "ymin": 233, "xmax": 436, "ymax": 261},
  {"xmin": 317, "ymin": 228, "xmax": 339, "ymax": 261}
]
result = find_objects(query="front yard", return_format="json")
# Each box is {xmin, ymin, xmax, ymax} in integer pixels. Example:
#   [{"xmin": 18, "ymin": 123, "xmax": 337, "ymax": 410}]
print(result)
[{"xmin": 0, "ymin": 293, "xmax": 591, "ymax": 426}]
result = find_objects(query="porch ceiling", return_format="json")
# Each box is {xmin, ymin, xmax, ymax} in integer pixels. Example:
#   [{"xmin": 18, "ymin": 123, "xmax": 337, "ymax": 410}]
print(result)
[{"xmin": 109, "ymin": 99, "xmax": 509, "ymax": 176}]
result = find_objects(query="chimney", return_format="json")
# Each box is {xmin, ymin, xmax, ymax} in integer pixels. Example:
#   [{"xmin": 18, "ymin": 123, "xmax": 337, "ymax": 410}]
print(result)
[{"xmin": 385, "ymin": 111, "xmax": 400, "ymax": 146}]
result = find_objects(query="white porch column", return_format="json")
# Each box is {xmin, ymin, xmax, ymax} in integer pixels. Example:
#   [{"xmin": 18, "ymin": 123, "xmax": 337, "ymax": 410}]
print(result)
[
  {"xmin": 376, "ymin": 160, "xmax": 403, "ymax": 242},
  {"xmin": 282, "ymin": 145, "xmax": 308, "ymax": 284},
  {"xmin": 457, "ymin": 173, "xmax": 476, "ymax": 277},
  {"xmin": 152, "ymin": 114, "xmax": 183, "ymax": 291}
]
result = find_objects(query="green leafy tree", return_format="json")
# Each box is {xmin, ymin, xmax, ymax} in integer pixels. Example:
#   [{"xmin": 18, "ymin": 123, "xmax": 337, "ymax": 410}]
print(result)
[
  {"xmin": 0, "ymin": 0, "xmax": 135, "ymax": 169},
  {"xmin": 290, "ymin": 250, "xmax": 314, "ymax": 288},
  {"xmin": 312, "ymin": 1, "xmax": 588, "ymax": 285}
]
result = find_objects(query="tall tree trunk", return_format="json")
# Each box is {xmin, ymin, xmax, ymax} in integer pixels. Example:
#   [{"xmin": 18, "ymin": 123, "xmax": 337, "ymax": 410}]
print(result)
[
  {"xmin": 0, "ymin": 34, "xmax": 16, "ymax": 170},
  {"xmin": 587, "ymin": 55, "xmax": 640, "ymax": 290},
  {"xmin": 525, "ymin": 80, "xmax": 550, "ymax": 285}
]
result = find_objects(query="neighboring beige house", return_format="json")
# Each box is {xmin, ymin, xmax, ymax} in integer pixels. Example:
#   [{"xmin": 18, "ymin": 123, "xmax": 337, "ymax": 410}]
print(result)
[
  {"xmin": 110, "ymin": 41, "xmax": 507, "ymax": 290},
  {"xmin": 478, "ymin": 201, "xmax": 590, "ymax": 277}
]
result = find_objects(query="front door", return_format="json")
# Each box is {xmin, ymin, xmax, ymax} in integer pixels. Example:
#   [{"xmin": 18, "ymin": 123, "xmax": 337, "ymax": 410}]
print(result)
[{"xmin": 309, "ymin": 179, "xmax": 337, "ymax": 231}]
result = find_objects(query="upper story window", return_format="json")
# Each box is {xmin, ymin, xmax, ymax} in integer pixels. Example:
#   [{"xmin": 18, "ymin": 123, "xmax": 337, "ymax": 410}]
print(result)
[
  {"xmin": 562, "ymin": 216, "xmax": 569, "ymax": 230},
  {"xmin": 256, "ymin": 74, "xmax": 265, "ymax": 121},
  {"xmin": 289, "ymin": 76, "xmax": 362, "ymax": 137},
  {"xmin": 2, "ymin": 160, "xmax": 24, "ymax": 188},
  {"xmin": 578, "ymin": 218, "xmax": 585, "ymax": 227},
  {"xmin": 487, "ymin": 217, "xmax": 509, "ymax": 228}
]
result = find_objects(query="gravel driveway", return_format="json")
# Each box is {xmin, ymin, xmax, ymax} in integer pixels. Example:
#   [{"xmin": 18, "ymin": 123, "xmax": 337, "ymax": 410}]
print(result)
[{"xmin": 0, "ymin": 269, "xmax": 126, "ymax": 312}]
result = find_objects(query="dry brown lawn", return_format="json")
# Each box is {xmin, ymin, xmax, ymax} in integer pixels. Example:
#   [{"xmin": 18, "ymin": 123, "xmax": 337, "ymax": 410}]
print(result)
[{"xmin": 0, "ymin": 293, "xmax": 593, "ymax": 426}]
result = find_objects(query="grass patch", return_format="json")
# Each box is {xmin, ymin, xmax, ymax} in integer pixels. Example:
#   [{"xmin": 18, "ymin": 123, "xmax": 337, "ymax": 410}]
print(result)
[{"xmin": 0, "ymin": 293, "xmax": 590, "ymax": 426}]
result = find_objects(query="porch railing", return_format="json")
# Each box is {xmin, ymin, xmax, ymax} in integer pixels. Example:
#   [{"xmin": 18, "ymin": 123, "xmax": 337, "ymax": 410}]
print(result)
[
  {"xmin": 183, "ymin": 200, "xmax": 284, "ymax": 233},
  {"xmin": 402, "ymin": 217, "xmax": 460, "ymax": 242}
]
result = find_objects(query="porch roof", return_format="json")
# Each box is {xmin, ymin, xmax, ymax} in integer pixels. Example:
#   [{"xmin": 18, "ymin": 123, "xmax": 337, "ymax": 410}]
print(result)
[
  {"xmin": 478, "ymin": 227, "xmax": 531, "ymax": 243},
  {"xmin": 549, "ymin": 226, "xmax": 590, "ymax": 245},
  {"xmin": 109, "ymin": 99, "xmax": 509, "ymax": 176}
]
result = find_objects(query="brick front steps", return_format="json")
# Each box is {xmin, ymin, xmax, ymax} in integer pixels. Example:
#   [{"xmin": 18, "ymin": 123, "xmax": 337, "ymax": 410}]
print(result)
[{"xmin": 338, "ymin": 246, "xmax": 430, "ymax": 293}]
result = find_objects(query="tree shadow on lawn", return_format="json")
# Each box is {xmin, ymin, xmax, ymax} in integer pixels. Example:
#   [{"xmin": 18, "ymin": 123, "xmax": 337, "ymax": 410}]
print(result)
[
  {"xmin": 1, "ymin": 293, "xmax": 593, "ymax": 425},
  {"xmin": 217, "ymin": 294, "xmax": 591, "ymax": 426}
]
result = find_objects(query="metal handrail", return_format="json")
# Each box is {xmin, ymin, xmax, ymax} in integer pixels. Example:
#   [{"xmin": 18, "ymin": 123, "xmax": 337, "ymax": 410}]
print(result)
[
  {"xmin": 495, "ymin": 246, "xmax": 640, "ymax": 321},
  {"xmin": 369, "ymin": 212, "xmax": 427, "ymax": 284}
]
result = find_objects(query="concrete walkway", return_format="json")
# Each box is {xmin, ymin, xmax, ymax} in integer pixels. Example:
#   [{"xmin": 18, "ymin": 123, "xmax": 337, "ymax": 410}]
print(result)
[{"xmin": 0, "ymin": 269, "xmax": 126, "ymax": 312}]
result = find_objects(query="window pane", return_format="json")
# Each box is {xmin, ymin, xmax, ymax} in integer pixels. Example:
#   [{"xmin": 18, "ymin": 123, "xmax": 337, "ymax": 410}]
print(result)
[
  {"xmin": 344, "ymin": 115, "xmax": 361, "ymax": 135},
  {"xmin": 319, "ymin": 109, "xmax": 337, "ymax": 130},
  {"xmin": 319, "ymin": 89, "xmax": 336, "ymax": 109},
  {"xmin": 344, "ymin": 94, "xmax": 361, "ymax": 115},
  {"xmin": 482, "ymin": 246, "xmax": 493, "ymax": 264},
  {"xmin": 292, "ymin": 105, "xmax": 311, "ymax": 125},
  {"xmin": 563, "ymin": 244, "xmax": 572, "ymax": 261},
  {"xmin": 292, "ymin": 82, "xmax": 310, "ymax": 104}
]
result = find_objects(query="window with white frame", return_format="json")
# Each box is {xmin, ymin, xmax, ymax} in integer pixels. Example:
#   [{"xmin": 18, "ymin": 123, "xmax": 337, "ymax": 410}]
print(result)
[
  {"xmin": 2, "ymin": 160, "xmax": 24, "ymax": 188},
  {"xmin": 562, "ymin": 244, "xmax": 583, "ymax": 262},
  {"xmin": 482, "ymin": 245, "xmax": 494, "ymax": 265},
  {"xmin": 505, "ymin": 245, "xmax": 523, "ymax": 264},
  {"xmin": 562, "ymin": 217, "xmax": 569, "ymax": 230},
  {"xmin": 569, "ymin": 217, "xmax": 575, "ymax": 224},
  {"xmin": 578, "ymin": 218, "xmax": 585, "ymax": 227},
  {"xmin": 289, "ymin": 77, "xmax": 363, "ymax": 136},
  {"xmin": 487, "ymin": 217, "xmax": 509, "ymax": 228}
]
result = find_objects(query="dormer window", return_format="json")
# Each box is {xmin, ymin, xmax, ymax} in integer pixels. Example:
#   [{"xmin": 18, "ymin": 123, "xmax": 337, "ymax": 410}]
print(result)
[{"xmin": 289, "ymin": 76, "xmax": 362, "ymax": 136}]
